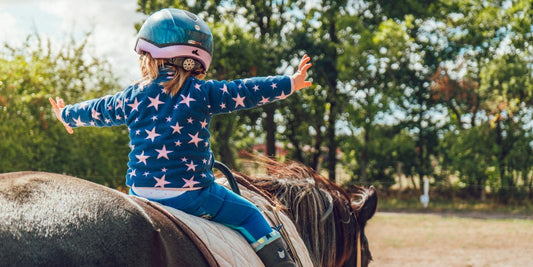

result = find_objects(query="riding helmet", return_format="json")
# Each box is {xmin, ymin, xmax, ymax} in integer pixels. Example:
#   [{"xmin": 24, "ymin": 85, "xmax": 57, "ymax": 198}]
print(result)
[{"xmin": 134, "ymin": 8, "xmax": 213, "ymax": 71}]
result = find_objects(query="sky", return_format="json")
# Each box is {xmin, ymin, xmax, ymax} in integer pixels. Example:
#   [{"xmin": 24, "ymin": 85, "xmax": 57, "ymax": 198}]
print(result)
[{"xmin": 0, "ymin": 0, "xmax": 146, "ymax": 84}]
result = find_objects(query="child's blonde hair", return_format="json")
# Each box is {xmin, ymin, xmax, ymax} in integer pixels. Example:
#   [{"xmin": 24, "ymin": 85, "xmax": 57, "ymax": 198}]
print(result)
[{"xmin": 137, "ymin": 53, "xmax": 206, "ymax": 96}]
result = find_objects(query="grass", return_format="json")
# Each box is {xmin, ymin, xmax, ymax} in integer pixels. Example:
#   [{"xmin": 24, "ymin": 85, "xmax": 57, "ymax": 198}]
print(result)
[{"xmin": 375, "ymin": 191, "xmax": 533, "ymax": 218}]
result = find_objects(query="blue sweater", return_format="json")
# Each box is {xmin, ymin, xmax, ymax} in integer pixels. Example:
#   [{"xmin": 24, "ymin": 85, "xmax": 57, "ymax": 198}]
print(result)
[{"xmin": 61, "ymin": 67, "xmax": 294, "ymax": 190}]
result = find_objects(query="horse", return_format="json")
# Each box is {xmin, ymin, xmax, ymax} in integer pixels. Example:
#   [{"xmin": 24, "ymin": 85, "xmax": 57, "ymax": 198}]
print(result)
[
  {"xmin": 232, "ymin": 157, "xmax": 377, "ymax": 267},
  {"xmin": 0, "ymin": 159, "xmax": 377, "ymax": 267}
]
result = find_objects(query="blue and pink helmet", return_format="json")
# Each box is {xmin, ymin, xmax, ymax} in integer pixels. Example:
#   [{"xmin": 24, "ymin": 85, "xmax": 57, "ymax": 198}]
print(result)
[{"xmin": 134, "ymin": 8, "xmax": 213, "ymax": 71}]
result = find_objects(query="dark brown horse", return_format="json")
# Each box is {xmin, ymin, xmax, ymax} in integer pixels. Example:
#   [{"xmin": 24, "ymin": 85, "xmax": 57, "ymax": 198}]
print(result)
[
  {"xmin": 233, "ymin": 157, "xmax": 377, "ymax": 267},
  {"xmin": 0, "ymin": 160, "xmax": 376, "ymax": 267}
]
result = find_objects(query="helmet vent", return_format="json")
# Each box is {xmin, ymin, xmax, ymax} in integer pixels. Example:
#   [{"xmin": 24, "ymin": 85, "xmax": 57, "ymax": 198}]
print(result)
[{"xmin": 184, "ymin": 10, "xmax": 198, "ymax": 21}]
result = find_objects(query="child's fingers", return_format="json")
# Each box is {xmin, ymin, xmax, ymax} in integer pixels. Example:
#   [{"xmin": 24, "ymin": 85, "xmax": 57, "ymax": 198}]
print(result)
[
  {"xmin": 299, "ymin": 55, "xmax": 311, "ymax": 70},
  {"xmin": 65, "ymin": 124, "xmax": 74, "ymax": 134},
  {"xmin": 301, "ymin": 63, "xmax": 312, "ymax": 74},
  {"xmin": 49, "ymin": 97, "xmax": 58, "ymax": 109}
]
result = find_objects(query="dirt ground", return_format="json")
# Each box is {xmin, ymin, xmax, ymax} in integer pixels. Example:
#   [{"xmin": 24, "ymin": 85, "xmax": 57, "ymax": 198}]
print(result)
[{"xmin": 365, "ymin": 212, "xmax": 533, "ymax": 267}]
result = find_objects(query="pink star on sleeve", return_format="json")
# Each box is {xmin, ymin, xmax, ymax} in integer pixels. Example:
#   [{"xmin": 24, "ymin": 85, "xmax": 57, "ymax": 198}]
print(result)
[
  {"xmin": 73, "ymin": 116, "xmax": 86, "ymax": 127},
  {"xmin": 233, "ymin": 93, "xmax": 246, "ymax": 108},
  {"xmin": 259, "ymin": 96, "xmax": 270, "ymax": 105},
  {"xmin": 220, "ymin": 84, "xmax": 229, "ymax": 94},
  {"xmin": 92, "ymin": 109, "xmax": 101, "ymax": 120},
  {"xmin": 116, "ymin": 98, "xmax": 123, "ymax": 109},
  {"xmin": 127, "ymin": 98, "xmax": 140, "ymax": 112},
  {"xmin": 276, "ymin": 91, "xmax": 290, "ymax": 100}
]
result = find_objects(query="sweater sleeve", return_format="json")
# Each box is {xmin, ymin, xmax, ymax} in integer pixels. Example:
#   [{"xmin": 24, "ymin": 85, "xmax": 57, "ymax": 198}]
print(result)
[
  {"xmin": 61, "ymin": 90, "xmax": 127, "ymax": 128},
  {"xmin": 200, "ymin": 75, "xmax": 294, "ymax": 115}
]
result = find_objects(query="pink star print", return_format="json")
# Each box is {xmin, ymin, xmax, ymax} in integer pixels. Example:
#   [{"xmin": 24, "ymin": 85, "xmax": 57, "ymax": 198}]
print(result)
[
  {"xmin": 155, "ymin": 145, "xmax": 173, "ymax": 160},
  {"xmin": 259, "ymin": 96, "xmax": 270, "ymax": 105},
  {"xmin": 195, "ymin": 83, "xmax": 202, "ymax": 90},
  {"xmin": 186, "ymin": 160, "xmax": 197, "ymax": 171},
  {"xmin": 128, "ymin": 98, "xmax": 140, "ymax": 111},
  {"xmin": 147, "ymin": 95, "xmax": 164, "ymax": 110},
  {"xmin": 233, "ymin": 93, "xmax": 246, "ymax": 108},
  {"xmin": 136, "ymin": 151, "xmax": 150, "ymax": 165},
  {"xmin": 154, "ymin": 175, "xmax": 171, "ymax": 188},
  {"xmin": 92, "ymin": 109, "xmax": 101, "ymax": 120},
  {"xmin": 145, "ymin": 126, "xmax": 160, "ymax": 142},
  {"xmin": 179, "ymin": 94, "xmax": 196, "ymax": 107},
  {"xmin": 188, "ymin": 132, "xmax": 203, "ymax": 147},
  {"xmin": 116, "ymin": 98, "xmax": 123, "ymax": 109},
  {"xmin": 182, "ymin": 176, "xmax": 200, "ymax": 189},
  {"xmin": 221, "ymin": 84, "xmax": 229, "ymax": 94},
  {"xmin": 79, "ymin": 102, "xmax": 89, "ymax": 109},
  {"xmin": 73, "ymin": 116, "xmax": 86, "ymax": 127},
  {"xmin": 276, "ymin": 91, "xmax": 290, "ymax": 100},
  {"xmin": 170, "ymin": 122, "xmax": 183, "ymax": 134},
  {"xmin": 200, "ymin": 119, "xmax": 208, "ymax": 129}
]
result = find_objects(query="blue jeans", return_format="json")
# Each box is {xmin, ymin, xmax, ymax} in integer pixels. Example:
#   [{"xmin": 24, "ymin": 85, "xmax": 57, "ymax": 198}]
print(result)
[{"xmin": 131, "ymin": 182, "xmax": 273, "ymax": 243}]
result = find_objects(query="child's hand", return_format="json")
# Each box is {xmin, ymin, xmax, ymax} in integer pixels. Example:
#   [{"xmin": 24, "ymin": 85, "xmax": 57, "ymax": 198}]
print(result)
[
  {"xmin": 49, "ymin": 97, "xmax": 74, "ymax": 134},
  {"xmin": 292, "ymin": 54, "xmax": 312, "ymax": 91}
]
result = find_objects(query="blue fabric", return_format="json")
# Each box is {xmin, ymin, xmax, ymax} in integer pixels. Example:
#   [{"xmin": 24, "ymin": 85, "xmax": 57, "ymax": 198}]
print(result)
[
  {"xmin": 61, "ymin": 67, "xmax": 293, "ymax": 190},
  {"xmin": 131, "ymin": 182, "xmax": 274, "ymax": 243}
]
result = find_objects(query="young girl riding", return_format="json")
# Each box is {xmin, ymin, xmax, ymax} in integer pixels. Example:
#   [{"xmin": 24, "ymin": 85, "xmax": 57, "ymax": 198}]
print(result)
[{"xmin": 50, "ymin": 8, "xmax": 311, "ymax": 267}]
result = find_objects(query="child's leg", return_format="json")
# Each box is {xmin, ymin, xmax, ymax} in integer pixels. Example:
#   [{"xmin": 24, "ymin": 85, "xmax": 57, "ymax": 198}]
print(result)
[
  {"xmin": 198, "ymin": 183, "xmax": 296, "ymax": 267},
  {"xmin": 131, "ymin": 183, "xmax": 295, "ymax": 266}
]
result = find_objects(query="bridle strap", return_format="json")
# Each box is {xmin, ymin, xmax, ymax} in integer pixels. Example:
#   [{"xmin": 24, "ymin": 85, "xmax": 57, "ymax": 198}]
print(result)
[{"xmin": 357, "ymin": 230, "xmax": 362, "ymax": 267}]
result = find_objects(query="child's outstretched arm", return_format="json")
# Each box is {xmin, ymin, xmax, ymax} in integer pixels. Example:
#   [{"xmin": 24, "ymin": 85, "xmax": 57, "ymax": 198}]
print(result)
[
  {"xmin": 49, "ymin": 97, "xmax": 74, "ymax": 134},
  {"xmin": 201, "ymin": 54, "xmax": 312, "ymax": 115},
  {"xmin": 292, "ymin": 54, "xmax": 312, "ymax": 91}
]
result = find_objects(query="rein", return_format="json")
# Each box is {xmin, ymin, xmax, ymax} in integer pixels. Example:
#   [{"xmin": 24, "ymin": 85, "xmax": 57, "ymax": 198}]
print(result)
[{"xmin": 357, "ymin": 230, "xmax": 362, "ymax": 267}]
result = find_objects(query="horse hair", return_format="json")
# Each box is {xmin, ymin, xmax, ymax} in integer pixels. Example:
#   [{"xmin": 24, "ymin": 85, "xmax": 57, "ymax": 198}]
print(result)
[{"xmin": 232, "ymin": 156, "xmax": 373, "ymax": 267}]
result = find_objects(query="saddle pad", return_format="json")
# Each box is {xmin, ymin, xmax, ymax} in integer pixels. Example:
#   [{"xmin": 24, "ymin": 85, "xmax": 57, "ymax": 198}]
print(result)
[{"xmin": 158, "ymin": 179, "xmax": 314, "ymax": 267}]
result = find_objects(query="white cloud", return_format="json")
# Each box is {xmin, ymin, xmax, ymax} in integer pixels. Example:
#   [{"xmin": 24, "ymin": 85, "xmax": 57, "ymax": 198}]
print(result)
[
  {"xmin": 0, "ymin": 11, "xmax": 24, "ymax": 45},
  {"xmin": 1, "ymin": 0, "xmax": 147, "ymax": 84}
]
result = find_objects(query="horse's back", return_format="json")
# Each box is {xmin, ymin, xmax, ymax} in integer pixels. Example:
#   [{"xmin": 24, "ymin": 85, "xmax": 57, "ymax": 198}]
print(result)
[{"xmin": 0, "ymin": 171, "xmax": 209, "ymax": 267}]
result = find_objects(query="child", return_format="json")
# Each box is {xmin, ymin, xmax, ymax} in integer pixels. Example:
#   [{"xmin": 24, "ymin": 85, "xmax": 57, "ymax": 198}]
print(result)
[{"xmin": 50, "ymin": 8, "xmax": 311, "ymax": 267}]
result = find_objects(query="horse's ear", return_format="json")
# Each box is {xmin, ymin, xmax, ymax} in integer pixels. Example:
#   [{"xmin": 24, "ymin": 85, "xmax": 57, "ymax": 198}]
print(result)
[{"xmin": 351, "ymin": 186, "xmax": 378, "ymax": 225}]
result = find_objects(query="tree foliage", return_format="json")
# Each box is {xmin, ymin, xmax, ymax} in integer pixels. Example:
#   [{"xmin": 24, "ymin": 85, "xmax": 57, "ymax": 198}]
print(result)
[
  {"xmin": 1, "ymin": 0, "xmax": 532, "ymax": 203},
  {"xmin": 0, "ymin": 35, "xmax": 128, "ymax": 188}
]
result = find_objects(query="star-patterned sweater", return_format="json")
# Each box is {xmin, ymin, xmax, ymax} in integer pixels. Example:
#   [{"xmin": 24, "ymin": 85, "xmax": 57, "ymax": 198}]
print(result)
[{"xmin": 61, "ymin": 67, "xmax": 294, "ymax": 190}]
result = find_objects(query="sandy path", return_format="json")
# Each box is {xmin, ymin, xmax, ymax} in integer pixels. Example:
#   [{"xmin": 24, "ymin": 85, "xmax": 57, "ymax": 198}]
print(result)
[{"xmin": 365, "ymin": 212, "xmax": 533, "ymax": 267}]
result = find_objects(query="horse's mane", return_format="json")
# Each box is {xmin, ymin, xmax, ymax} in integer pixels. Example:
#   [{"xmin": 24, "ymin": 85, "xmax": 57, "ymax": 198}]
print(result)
[{"xmin": 231, "ymin": 156, "xmax": 372, "ymax": 267}]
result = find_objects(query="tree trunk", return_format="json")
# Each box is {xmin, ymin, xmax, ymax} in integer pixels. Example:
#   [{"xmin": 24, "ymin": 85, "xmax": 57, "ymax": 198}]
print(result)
[
  {"xmin": 309, "ymin": 125, "xmax": 323, "ymax": 170},
  {"xmin": 264, "ymin": 105, "xmax": 276, "ymax": 157},
  {"xmin": 326, "ymin": 15, "xmax": 339, "ymax": 183},
  {"xmin": 397, "ymin": 162, "xmax": 403, "ymax": 199}
]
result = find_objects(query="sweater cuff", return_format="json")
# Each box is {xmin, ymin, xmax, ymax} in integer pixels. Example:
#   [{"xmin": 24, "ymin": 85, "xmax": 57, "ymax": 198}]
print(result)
[{"xmin": 289, "ymin": 76, "xmax": 295, "ymax": 94}]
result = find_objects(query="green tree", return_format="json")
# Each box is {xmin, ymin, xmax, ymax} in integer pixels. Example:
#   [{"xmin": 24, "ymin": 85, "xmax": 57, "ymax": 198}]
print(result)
[{"xmin": 0, "ymin": 34, "xmax": 127, "ymax": 188}]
